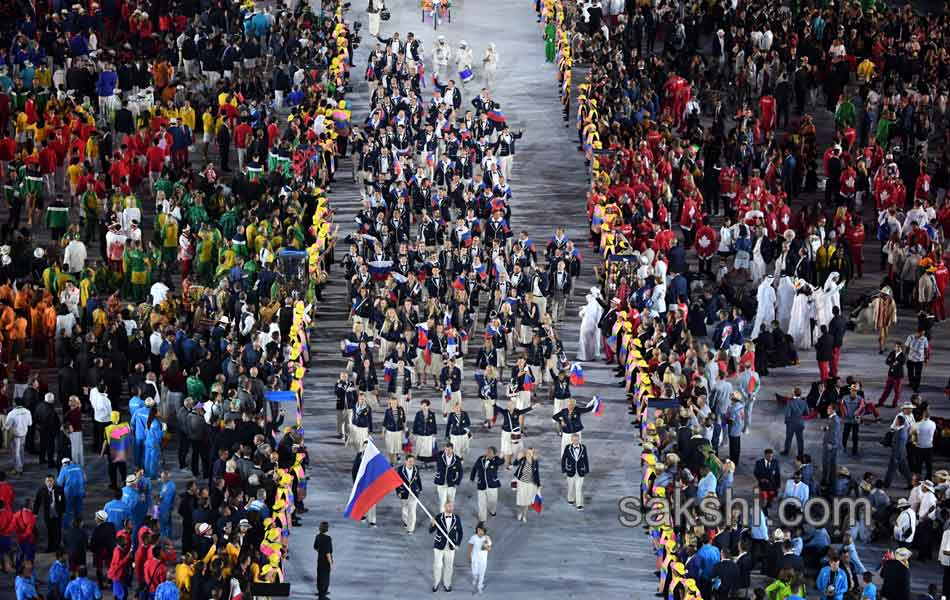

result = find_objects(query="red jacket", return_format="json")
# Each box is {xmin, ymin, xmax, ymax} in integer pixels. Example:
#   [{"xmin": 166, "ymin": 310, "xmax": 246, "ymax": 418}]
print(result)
[
  {"xmin": 234, "ymin": 123, "xmax": 253, "ymax": 149},
  {"xmin": 108, "ymin": 545, "xmax": 132, "ymax": 581}
]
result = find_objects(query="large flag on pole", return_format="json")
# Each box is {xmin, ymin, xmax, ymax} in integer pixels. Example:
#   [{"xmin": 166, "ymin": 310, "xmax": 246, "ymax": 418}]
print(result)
[{"xmin": 344, "ymin": 439, "xmax": 404, "ymax": 520}]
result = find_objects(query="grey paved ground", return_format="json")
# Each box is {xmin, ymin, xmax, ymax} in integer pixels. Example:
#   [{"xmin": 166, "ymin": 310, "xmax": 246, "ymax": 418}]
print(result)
[{"xmin": 282, "ymin": 0, "xmax": 646, "ymax": 598}]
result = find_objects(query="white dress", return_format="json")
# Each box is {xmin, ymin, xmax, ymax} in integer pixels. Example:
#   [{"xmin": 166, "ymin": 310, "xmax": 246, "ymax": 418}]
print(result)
[
  {"xmin": 788, "ymin": 284, "xmax": 815, "ymax": 350},
  {"xmin": 750, "ymin": 237, "xmax": 768, "ymax": 285},
  {"xmin": 776, "ymin": 275, "xmax": 796, "ymax": 331},
  {"xmin": 577, "ymin": 292, "xmax": 603, "ymax": 361},
  {"xmin": 750, "ymin": 276, "xmax": 777, "ymax": 339}
]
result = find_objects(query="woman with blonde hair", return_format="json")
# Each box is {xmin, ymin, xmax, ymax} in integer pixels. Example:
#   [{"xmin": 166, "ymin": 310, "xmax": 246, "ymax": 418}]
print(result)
[{"xmin": 513, "ymin": 447, "xmax": 541, "ymax": 522}]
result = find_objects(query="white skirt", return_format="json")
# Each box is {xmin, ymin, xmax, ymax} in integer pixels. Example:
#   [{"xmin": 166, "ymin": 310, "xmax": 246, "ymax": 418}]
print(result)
[
  {"xmin": 450, "ymin": 433, "xmax": 470, "ymax": 458},
  {"xmin": 515, "ymin": 390, "xmax": 531, "ymax": 411},
  {"xmin": 500, "ymin": 430, "xmax": 521, "ymax": 455},
  {"xmin": 385, "ymin": 430, "xmax": 403, "ymax": 455},
  {"xmin": 415, "ymin": 434, "xmax": 434, "ymax": 458},
  {"xmin": 350, "ymin": 425, "xmax": 369, "ymax": 450},
  {"xmin": 516, "ymin": 481, "xmax": 538, "ymax": 506}
]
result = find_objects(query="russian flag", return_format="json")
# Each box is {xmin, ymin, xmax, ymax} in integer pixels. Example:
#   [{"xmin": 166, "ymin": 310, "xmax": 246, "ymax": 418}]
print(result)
[
  {"xmin": 521, "ymin": 238, "xmax": 536, "ymax": 252},
  {"xmin": 587, "ymin": 395, "xmax": 604, "ymax": 417},
  {"xmin": 485, "ymin": 323, "xmax": 500, "ymax": 339},
  {"xmin": 490, "ymin": 198, "xmax": 507, "ymax": 212},
  {"xmin": 487, "ymin": 110, "xmax": 506, "ymax": 123},
  {"xmin": 523, "ymin": 371, "xmax": 535, "ymax": 392},
  {"xmin": 531, "ymin": 492, "xmax": 543, "ymax": 513},
  {"xmin": 344, "ymin": 439, "xmax": 404, "ymax": 520},
  {"xmin": 383, "ymin": 361, "xmax": 397, "ymax": 382},
  {"xmin": 443, "ymin": 385, "xmax": 453, "ymax": 404},
  {"xmin": 368, "ymin": 260, "xmax": 394, "ymax": 280},
  {"xmin": 459, "ymin": 229, "xmax": 472, "ymax": 246},
  {"xmin": 343, "ymin": 340, "xmax": 360, "ymax": 356},
  {"xmin": 569, "ymin": 363, "xmax": 585, "ymax": 386},
  {"xmin": 416, "ymin": 324, "xmax": 429, "ymax": 348},
  {"xmin": 402, "ymin": 433, "xmax": 413, "ymax": 455},
  {"xmin": 452, "ymin": 276, "xmax": 466, "ymax": 290},
  {"xmin": 473, "ymin": 263, "xmax": 487, "ymax": 280},
  {"xmin": 391, "ymin": 272, "xmax": 408, "ymax": 284}
]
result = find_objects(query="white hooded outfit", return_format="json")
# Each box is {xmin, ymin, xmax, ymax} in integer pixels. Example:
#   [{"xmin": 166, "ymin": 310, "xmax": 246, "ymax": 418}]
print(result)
[
  {"xmin": 750, "ymin": 275, "xmax": 777, "ymax": 339},
  {"xmin": 577, "ymin": 288, "xmax": 603, "ymax": 361}
]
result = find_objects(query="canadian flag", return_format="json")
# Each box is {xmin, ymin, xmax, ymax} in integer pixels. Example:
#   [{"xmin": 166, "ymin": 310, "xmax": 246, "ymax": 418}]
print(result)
[{"xmin": 698, "ymin": 236, "xmax": 711, "ymax": 248}]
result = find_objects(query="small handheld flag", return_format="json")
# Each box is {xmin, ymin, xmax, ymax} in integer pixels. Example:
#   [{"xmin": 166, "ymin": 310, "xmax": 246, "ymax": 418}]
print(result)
[
  {"xmin": 569, "ymin": 363, "xmax": 585, "ymax": 386},
  {"xmin": 587, "ymin": 395, "xmax": 604, "ymax": 417},
  {"xmin": 523, "ymin": 371, "xmax": 535, "ymax": 392},
  {"xmin": 531, "ymin": 492, "xmax": 543, "ymax": 513},
  {"xmin": 344, "ymin": 439, "xmax": 404, "ymax": 521}
]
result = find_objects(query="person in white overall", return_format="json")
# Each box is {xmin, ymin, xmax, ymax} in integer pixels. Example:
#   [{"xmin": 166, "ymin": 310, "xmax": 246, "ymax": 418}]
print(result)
[{"xmin": 468, "ymin": 523, "xmax": 492, "ymax": 593}]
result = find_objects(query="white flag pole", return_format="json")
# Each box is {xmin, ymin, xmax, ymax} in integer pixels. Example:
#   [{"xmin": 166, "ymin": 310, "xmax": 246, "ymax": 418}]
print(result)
[{"xmin": 402, "ymin": 484, "xmax": 457, "ymax": 550}]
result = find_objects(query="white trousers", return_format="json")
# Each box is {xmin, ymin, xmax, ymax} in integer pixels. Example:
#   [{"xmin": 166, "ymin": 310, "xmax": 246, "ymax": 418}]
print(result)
[
  {"xmin": 433, "ymin": 548, "xmax": 456, "ymax": 588},
  {"xmin": 437, "ymin": 485, "xmax": 457, "ymax": 511},
  {"xmin": 567, "ymin": 475, "xmax": 585, "ymax": 507},
  {"xmin": 69, "ymin": 431, "xmax": 84, "ymax": 466},
  {"xmin": 449, "ymin": 433, "xmax": 469, "ymax": 459},
  {"xmin": 11, "ymin": 436, "xmax": 25, "ymax": 473},
  {"xmin": 471, "ymin": 558, "xmax": 487, "ymax": 591},
  {"xmin": 401, "ymin": 497, "xmax": 417, "ymax": 532},
  {"xmin": 499, "ymin": 155, "xmax": 513, "ymax": 179},
  {"xmin": 476, "ymin": 488, "xmax": 498, "ymax": 522}
]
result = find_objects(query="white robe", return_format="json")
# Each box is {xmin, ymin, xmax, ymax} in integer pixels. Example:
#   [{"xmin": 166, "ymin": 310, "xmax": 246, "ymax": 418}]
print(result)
[
  {"xmin": 750, "ymin": 237, "xmax": 768, "ymax": 285},
  {"xmin": 813, "ymin": 273, "xmax": 844, "ymax": 332},
  {"xmin": 750, "ymin": 276, "xmax": 777, "ymax": 339},
  {"xmin": 776, "ymin": 276, "xmax": 796, "ymax": 331},
  {"xmin": 577, "ymin": 293, "xmax": 603, "ymax": 361},
  {"xmin": 788, "ymin": 285, "xmax": 815, "ymax": 350}
]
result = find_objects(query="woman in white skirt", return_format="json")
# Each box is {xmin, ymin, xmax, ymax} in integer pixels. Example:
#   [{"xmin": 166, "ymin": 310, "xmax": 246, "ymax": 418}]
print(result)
[
  {"xmin": 412, "ymin": 400, "xmax": 438, "ymax": 467},
  {"xmin": 479, "ymin": 366, "xmax": 499, "ymax": 427},
  {"xmin": 349, "ymin": 396, "xmax": 372, "ymax": 450},
  {"xmin": 367, "ymin": 0, "xmax": 384, "ymax": 38},
  {"xmin": 445, "ymin": 402, "xmax": 472, "ymax": 459},
  {"xmin": 512, "ymin": 448, "xmax": 541, "ymax": 522},
  {"xmin": 496, "ymin": 395, "xmax": 532, "ymax": 468},
  {"xmin": 382, "ymin": 397, "xmax": 407, "ymax": 464}
]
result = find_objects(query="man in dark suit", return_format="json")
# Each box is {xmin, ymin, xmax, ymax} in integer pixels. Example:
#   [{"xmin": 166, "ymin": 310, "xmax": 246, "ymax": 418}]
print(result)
[
  {"xmin": 312, "ymin": 521, "xmax": 333, "ymax": 600},
  {"xmin": 753, "ymin": 448, "xmax": 781, "ymax": 507},
  {"xmin": 469, "ymin": 447, "xmax": 503, "ymax": 522},
  {"xmin": 430, "ymin": 501, "xmax": 463, "ymax": 592},
  {"xmin": 561, "ymin": 434, "xmax": 589, "ymax": 510},
  {"xmin": 396, "ymin": 455, "xmax": 423, "ymax": 534},
  {"xmin": 434, "ymin": 443, "xmax": 463, "ymax": 511},
  {"xmin": 711, "ymin": 547, "xmax": 740, "ymax": 600},
  {"xmin": 34, "ymin": 474, "xmax": 66, "ymax": 552},
  {"xmin": 778, "ymin": 540, "xmax": 805, "ymax": 574}
]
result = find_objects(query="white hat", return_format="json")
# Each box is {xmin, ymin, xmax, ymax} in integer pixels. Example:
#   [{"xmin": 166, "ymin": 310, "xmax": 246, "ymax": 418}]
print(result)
[
  {"xmin": 95, "ymin": 510, "xmax": 108, "ymax": 521},
  {"xmin": 61, "ymin": 458, "xmax": 71, "ymax": 464},
  {"xmin": 169, "ymin": 118, "xmax": 178, "ymax": 125},
  {"xmin": 894, "ymin": 547, "xmax": 912, "ymax": 560},
  {"xmin": 126, "ymin": 475, "xmax": 137, "ymax": 484},
  {"xmin": 896, "ymin": 498, "xmax": 910, "ymax": 508},
  {"xmin": 34, "ymin": 248, "xmax": 45, "ymax": 258}
]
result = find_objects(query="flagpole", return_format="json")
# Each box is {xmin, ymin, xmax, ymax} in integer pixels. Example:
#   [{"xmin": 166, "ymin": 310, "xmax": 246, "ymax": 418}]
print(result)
[{"xmin": 402, "ymin": 485, "xmax": 457, "ymax": 550}]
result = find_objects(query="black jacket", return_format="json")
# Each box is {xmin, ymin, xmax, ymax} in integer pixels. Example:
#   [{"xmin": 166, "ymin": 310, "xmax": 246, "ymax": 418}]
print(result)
[
  {"xmin": 34, "ymin": 484, "xmax": 66, "ymax": 521},
  {"xmin": 561, "ymin": 444, "xmax": 590, "ymax": 477},
  {"xmin": 434, "ymin": 452, "xmax": 463, "ymax": 487},
  {"xmin": 469, "ymin": 455, "xmax": 503, "ymax": 490},
  {"xmin": 396, "ymin": 464, "xmax": 422, "ymax": 499},
  {"xmin": 430, "ymin": 512, "xmax": 463, "ymax": 549},
  {"xmin": 815, "ymin": 332, "xmax": 835, "ymax": 362}
]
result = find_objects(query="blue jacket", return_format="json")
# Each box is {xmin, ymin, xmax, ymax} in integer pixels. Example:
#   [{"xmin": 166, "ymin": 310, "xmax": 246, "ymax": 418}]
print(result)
[
  {"xmin": 815, "ymin": 565, "xmax": 848, "ymax": 600},
  {"xmin": 130, "ymin": 408, "xmax": 150, "ymax": 440},
  {"xmin": 159, "ymin": 481, "xmax": 177, "ymax": 512},
  {"xmin": 64, "ymin": 576, "xmax": 101, "ymax": 600},
  {"xmin": 49, "ymin": 560, "xmax": 70, "ymax": 597},
  {"xmin": 104, "ymin": 499, "xmax": 130, "ymax": 530},
  {"xmin": 96, "ymin": 70, "xmax": 117, "ymax": 96},
  {"xmin": 57, "ymin": 463, "xmax": 86, "ymax": 497},
  {"xmin": 695, "ymin": 543, "xmax": 721, "ymax": 579},
  {"xmin": 154, "ymin": 581, "xmax": 180, "ymax": 600},
  {"xmin": 15, "ymin": 574, "xmax": 38, "ymax": 600}
]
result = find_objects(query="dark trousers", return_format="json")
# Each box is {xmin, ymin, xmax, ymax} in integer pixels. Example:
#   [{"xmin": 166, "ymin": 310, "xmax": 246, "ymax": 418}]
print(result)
[
  {"xmin": 93, "ymin": 421, "xmax": 106, "ymax": 455},
  {"xmin": 916, "ymin": 446, "xmax": 933, "ymax": 481},
  {"xmin": 181, "ymin": 518, "xmax": 194, "ymax": 554},
  {"xmin": 906, "ymin": 360, "xmax": 923, "ymax": 391},
  {"xmin": 783, "ymin": 425, "xmax": 804, "ymax": 458},
  {"xmin": 842, "ymin": 422, "xmax": 860, "ymax": 454},
  {"xmin": 190, "ymin": 439, "xmax": 209, "ymax": 477},
  {"xmin": 178, "ymin": 437, "xmax": 191, "ymax": 469},
  {"xmin": 317, "ymin": 565, "xmax": 330, "ymax": 599},
  {"xmin": 108, "ymin": 460, "xmax": 127, "ymax": 490},
  {"xmin": 728, "ymin": 435, "xmax": 741, "ymax": 464},
  {"xmin": 39, "ymin": 429, "xmax": 56, "ymax": 466},
  {"xmin": 45, "ymin": 516, "xmax": 62, "ymax": 551}
]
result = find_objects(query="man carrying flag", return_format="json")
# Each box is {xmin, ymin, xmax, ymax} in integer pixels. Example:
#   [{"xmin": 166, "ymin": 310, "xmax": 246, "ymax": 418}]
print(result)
[
  {"xmin": 344, "ymin": 439, "xmax": 404, "ymax": 523},
  {"xmin": 552, "ymin": 398, "xmax": 595, "ymax": 452},
  {"xmin": 431, "ymin": 500, "xmax": 463, "ymax": 592}
]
